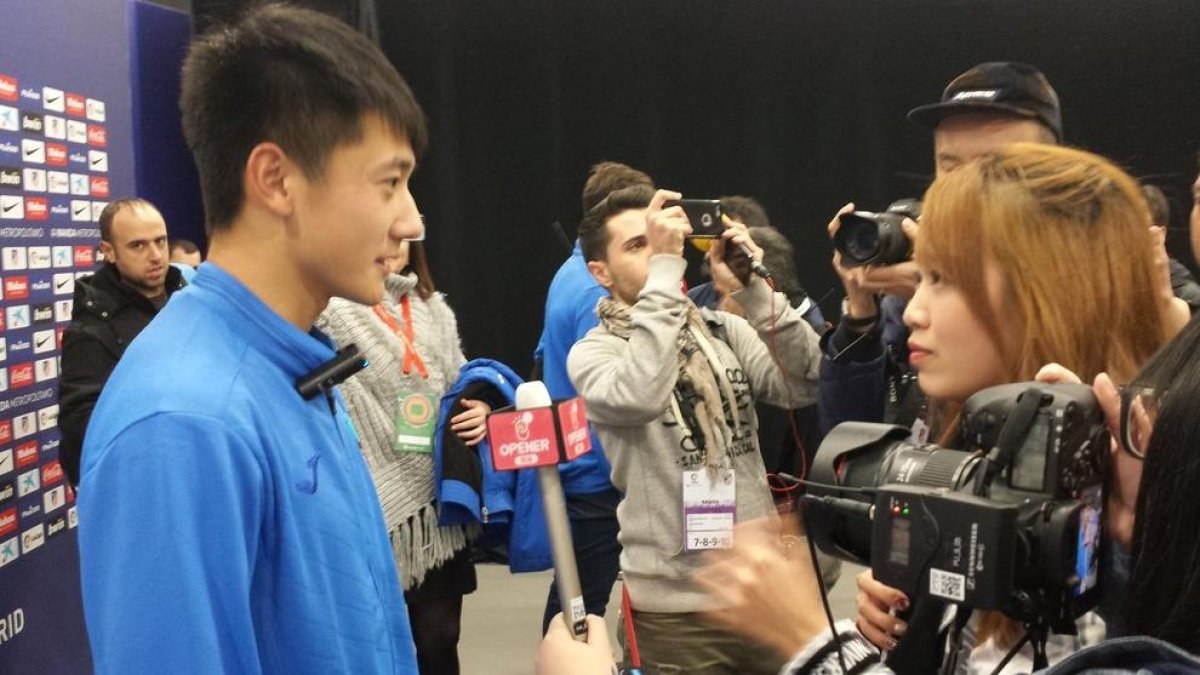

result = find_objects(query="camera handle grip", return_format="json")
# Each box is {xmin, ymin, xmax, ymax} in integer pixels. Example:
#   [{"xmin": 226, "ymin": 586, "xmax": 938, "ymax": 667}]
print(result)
[{"xmin": 882, "ymin": 594, "xmax": 948, "ymax": 675}]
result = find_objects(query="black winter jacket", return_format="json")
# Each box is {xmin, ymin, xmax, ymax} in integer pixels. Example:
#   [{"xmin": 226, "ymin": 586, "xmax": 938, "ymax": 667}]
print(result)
[{"xmin": 58, "ymin": 263, "xmax": 185, "ymax": 486}]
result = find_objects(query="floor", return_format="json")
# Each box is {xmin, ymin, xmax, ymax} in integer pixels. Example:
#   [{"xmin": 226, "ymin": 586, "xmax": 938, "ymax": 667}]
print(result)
[{"xmin": 458, "ymin": 560, "xmax": 864, "ymax": 675}]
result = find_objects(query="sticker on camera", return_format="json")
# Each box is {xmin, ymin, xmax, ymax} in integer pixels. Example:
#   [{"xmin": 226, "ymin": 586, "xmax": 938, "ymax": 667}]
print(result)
[{"xmin": 929, "ymin": 567, "xmax": 966, "ymax": 602}]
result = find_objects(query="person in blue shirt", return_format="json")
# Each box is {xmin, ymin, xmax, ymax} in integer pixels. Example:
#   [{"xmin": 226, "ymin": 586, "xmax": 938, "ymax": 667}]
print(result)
[
  {"xmin": 77, "ymin": 6, "xmax": 428, "ymax": 673},
  {"xmin": 535, "ymin": 161, "xmax": 654, "ymax": 633}
]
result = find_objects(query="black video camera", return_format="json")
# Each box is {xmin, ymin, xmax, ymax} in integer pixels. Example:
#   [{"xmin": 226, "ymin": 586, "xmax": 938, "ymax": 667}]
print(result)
[
  {"xmin": 806, "ymin": 382, "xmax": 1107, "ymax": 632},
  {"xmin": 833, "ymin": 199, "xmax": 921, "ymax": 267}
]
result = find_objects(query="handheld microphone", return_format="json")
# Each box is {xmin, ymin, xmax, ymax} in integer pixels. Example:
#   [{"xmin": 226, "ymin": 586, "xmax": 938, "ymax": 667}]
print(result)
[
  {"xmin": 738, "ymin": 243, "xmax": 771, "ymax": 279},
  {"xmin": 516, "ymin": 381, "xmax": 589, "ymax": 642},
  {"xmin": 295, "ymin": 344, "xmax": 368, "ymax": 400}
]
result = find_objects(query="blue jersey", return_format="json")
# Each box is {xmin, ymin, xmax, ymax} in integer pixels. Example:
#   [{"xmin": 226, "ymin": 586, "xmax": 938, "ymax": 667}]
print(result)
[{"xmin": 535, "ymin": 241, "xmax": 613, "ymax": 495}]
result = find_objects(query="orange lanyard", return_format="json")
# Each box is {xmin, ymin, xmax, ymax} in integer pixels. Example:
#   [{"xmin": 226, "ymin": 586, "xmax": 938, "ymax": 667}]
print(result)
[{"xmin": 372, "ymin": 296, "xmax": 429, "ymax": 378}]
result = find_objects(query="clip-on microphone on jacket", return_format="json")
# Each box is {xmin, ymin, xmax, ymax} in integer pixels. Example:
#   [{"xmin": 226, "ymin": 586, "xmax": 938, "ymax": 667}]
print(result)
[{"xmin": 296, "ymin": 344, "xmax": 368, "ymax": 400}]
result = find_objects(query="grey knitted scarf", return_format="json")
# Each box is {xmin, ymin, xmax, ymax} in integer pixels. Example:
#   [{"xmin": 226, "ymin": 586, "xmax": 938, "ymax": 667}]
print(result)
[{"xmin": 316, "ymin": 273, "xmax": 474, "ymax": 590}]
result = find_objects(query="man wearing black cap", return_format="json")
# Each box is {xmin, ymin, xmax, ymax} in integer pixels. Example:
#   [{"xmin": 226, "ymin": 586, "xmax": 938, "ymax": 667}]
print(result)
[
  {"xmin": 912, "ymin": 61, "xmax": 1061, "ymax": 175},
  {"xmin": 819, "ymin": 61, "xmax": 1064, "ymax": 438}
]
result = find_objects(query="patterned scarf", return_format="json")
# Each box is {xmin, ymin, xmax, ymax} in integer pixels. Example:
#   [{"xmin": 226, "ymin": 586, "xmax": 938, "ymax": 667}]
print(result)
[{"xmin": 596, "ymin": 297, "xmax": 742, "ymax": 469}]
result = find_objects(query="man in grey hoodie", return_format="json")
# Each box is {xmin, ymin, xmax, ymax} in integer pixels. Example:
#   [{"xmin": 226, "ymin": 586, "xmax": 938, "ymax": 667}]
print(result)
[{"xmin": 567, "ymin": 184, "xmax": 824, "ymax": 674}]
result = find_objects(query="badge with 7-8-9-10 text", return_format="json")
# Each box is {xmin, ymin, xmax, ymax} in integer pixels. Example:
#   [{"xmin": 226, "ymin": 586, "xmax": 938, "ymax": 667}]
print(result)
[
  {"xmin": 394, "ymin": 392, "xmax": 437, "ymax": 454},
  {"xmin": 683, "ymin": 467, "xmax": 736, "ymax": 551}
]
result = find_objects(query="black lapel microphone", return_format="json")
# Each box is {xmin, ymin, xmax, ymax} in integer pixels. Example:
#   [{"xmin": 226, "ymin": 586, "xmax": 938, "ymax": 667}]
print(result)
[{"xmin": 295, "ymin": 344, "xmax": 368, "ymax": 400}]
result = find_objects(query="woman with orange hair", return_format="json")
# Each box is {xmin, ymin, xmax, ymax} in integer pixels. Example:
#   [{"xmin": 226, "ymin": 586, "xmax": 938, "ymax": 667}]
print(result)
[{"xmin": 692, "ymin": 143, "xmax": 1176, "ymax": 675}]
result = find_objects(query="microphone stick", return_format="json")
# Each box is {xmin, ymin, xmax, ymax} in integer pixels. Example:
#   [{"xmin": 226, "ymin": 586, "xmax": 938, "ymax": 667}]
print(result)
[
  {"xmin": 738, "ymin": 243, "xmax": 771, "ymax": 279},
  {"xmin": 516, "ymin": 382, "xmax": 589, "ymax": 641}
]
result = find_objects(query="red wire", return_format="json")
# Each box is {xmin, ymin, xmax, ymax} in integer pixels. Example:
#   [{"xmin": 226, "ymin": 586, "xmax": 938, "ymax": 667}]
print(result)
[{"xmin": 621, "ymin": 583, "xmax": 641, "ymax": 668}]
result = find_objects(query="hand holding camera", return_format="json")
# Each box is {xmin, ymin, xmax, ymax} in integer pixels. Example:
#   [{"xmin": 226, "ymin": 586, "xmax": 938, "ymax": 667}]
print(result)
[
  {"xmin": 709, "ymin": 216, "xmax": 763, "ymax": 293},
  {"xmin": 646, "ymin": 189, "xmax": 690, "ymax": 257},
  {"xmin": 828, "ymin": 201, "xmax": 922, "ymax": 305}
]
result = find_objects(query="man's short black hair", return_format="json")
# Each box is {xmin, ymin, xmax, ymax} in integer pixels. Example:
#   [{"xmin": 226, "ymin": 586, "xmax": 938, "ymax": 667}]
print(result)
[
  {"xmin": 170, "ymin": 238, "xmax": 200, "ymax": 255},
  {"xmin": 99, "ymin": 198, "xmax": 157, "ymax": 243},
  {"xmin": 579, "ymin": 185, "xmax": 656, "ymax": 262},
  {"xmin": 180, "ymin": 4, "xmax": 428, "ymax": 233}
]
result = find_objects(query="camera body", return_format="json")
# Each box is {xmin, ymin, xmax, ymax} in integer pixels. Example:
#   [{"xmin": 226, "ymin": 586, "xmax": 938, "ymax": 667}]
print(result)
[
  {"xmin": 808, "ymin": 382, "xmax": 1107, "ymax": 629},
  {"xmin": 833, "ymin": 199, "xmax": 922, "ymax": 267}
]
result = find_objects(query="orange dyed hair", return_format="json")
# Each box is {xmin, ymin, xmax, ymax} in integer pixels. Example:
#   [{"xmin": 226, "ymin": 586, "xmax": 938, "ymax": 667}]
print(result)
[
  {"xmin": 917, "ymin": 142, "xmax": 1167, "ymax": 389},
  {"xmin": 916, "ymin": 142, "xmax": 1170, "ymax": 649}
]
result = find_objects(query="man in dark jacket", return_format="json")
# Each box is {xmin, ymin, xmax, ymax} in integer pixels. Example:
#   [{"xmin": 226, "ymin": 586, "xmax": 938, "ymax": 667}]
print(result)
[{"xmin": 59, "ymin": 198, "xmax": 185, "ymax": 486}]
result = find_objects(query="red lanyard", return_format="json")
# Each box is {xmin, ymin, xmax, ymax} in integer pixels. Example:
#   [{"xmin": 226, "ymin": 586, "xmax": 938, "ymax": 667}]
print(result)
[{"xmin": 372, "ymin": 296, "xmax": 429, "ymax": 378}]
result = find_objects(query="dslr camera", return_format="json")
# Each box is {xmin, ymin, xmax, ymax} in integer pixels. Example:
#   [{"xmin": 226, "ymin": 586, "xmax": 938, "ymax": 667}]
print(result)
[
  {"xmin": 806, "ymin": 382, "xmax": 1107, "ymax": 632},
  {"xmin": 834, "ymin": 198, "xmax": 921, "ymax": 267}
]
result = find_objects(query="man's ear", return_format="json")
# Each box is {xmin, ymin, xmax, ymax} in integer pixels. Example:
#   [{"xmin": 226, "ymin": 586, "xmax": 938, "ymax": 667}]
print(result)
[
  {"xmin": 586, "ymin": 259, "xmax": 613, "ymax": 290},
  {"xmin": 243, "ymin": 142, "xmax": 297, "ymax": 219},
  {"xmin": 98, "ymin": 240, "xmax": 114, "ymax": 262}
]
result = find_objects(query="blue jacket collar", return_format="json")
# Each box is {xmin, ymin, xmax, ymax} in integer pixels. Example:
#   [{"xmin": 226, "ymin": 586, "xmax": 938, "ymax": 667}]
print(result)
[{"xmin": 190, "ymin": 262, "xmax": 337, "ymax": 378}]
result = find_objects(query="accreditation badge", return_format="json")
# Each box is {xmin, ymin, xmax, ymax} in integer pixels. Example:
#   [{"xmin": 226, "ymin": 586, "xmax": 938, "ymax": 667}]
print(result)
[
  {"xmin": 682, "ymin": 467, "xmax": 736, "ymax": 551},
  {"xmin": 394, "ymin": 392, "xmax": 437, "ymax": 454}
]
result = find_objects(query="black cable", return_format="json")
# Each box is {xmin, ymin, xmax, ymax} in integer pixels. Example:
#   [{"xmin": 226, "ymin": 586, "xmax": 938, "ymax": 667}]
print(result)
[
  {"xmin": 988, "ymin": 631, "xmax": 1031, "ymax": 675},
  {"xmin": 803, "ymin": 507, "xmax": 847, "ymax": 675},
  {"xmin": 776, "ymin": 473, "xmax": 877, "ymax": 496}
]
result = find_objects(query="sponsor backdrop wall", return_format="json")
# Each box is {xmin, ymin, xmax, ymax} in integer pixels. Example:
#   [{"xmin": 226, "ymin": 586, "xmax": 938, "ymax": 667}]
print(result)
[{"xmin": 0, "ymin": 0, "xmax": 137, "ymax": 671}]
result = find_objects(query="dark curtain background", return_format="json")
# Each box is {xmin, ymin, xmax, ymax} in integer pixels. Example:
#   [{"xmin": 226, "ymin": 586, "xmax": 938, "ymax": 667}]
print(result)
[{"xmin": 196, "ymin": 0, "xmax": 1200, "ymax": 375}]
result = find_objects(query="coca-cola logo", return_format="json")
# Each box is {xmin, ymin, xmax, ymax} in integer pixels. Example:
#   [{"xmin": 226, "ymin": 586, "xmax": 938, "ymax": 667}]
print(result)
[
  {"xmin": 74, "ymin": 246, "xmax": 94, "ymax": 267},
  {"xmin": 89, "ymin": 176, "xmax": 109, "ymax": 198},
  {"xmin": 87, "ymin": 124, "xmax": 107, "ymax": 147},
  {"xmin": 41, "ymin": 461, "xmax": 64, "ymax": 486},
  {"xmin": 9, "ymin": 364, "xmax": 32, "ymax": 389}
]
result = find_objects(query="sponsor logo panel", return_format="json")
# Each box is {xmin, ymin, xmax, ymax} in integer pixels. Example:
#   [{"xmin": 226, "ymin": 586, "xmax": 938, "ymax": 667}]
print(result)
[
  {"xmin": 21, "ymin": 524, "xmax": 44, "ymax": 555},
  {"xmin": 16, "ymin": 468, "xmax": 39, "ymax": 498}
]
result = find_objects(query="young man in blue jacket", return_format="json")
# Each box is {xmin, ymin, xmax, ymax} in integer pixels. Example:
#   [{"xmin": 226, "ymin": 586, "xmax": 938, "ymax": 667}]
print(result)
[
  {"xmin": 535, "ymin": 162, "xmax": 654, "ymax": 633},
  {"xmin": 77, "ymin": 6, "xmax": 427, "ymax": 673}
]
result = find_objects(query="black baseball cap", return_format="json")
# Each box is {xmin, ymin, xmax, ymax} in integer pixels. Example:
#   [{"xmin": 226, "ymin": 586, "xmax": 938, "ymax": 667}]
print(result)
[{"xmin": 907, "ymin": 62, "xmax": 1062, "ymax": 141}]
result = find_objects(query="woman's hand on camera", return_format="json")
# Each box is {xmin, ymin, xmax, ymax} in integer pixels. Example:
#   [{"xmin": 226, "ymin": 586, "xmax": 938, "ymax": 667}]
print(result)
[
  {"xmin": 854, "ymin": 569, "xmax": 909, "ymax": 650},
  {"xmin": 1034, "ymin": 362, "xmax": 1083, "ymax": 385},
  {"xmin": 1094, "ymin": 372, "xmax": 1141, "ymax": 547},
  {"xmin": 1037, "ymin": 365, "xmax": 1142, "ymax": 546},
  {"xmin": 1035, "ymin": 365, "xmax": 1139, "ymax": 545},
  {"xmin": 451, "ymin": 399, "xmax": 491, "ymax": 446}
]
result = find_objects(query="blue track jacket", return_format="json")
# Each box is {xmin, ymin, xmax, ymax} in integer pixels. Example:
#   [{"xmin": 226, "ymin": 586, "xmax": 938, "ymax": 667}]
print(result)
[{"xmin": 78, "ymin": 263, "xmax": 417, "ymax": 674}]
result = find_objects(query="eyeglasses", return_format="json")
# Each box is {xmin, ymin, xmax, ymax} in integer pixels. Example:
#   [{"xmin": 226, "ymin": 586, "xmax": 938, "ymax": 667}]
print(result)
[{"xmin": 1118, "ymin": 385, "xmax": 1162, "ymax": 460}]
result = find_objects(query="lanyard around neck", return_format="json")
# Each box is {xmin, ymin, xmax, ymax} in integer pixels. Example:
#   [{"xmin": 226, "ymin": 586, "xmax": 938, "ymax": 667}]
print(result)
[{"xmin": 372, "ymin": 296, "xmax": 429, "ymax": 378}]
